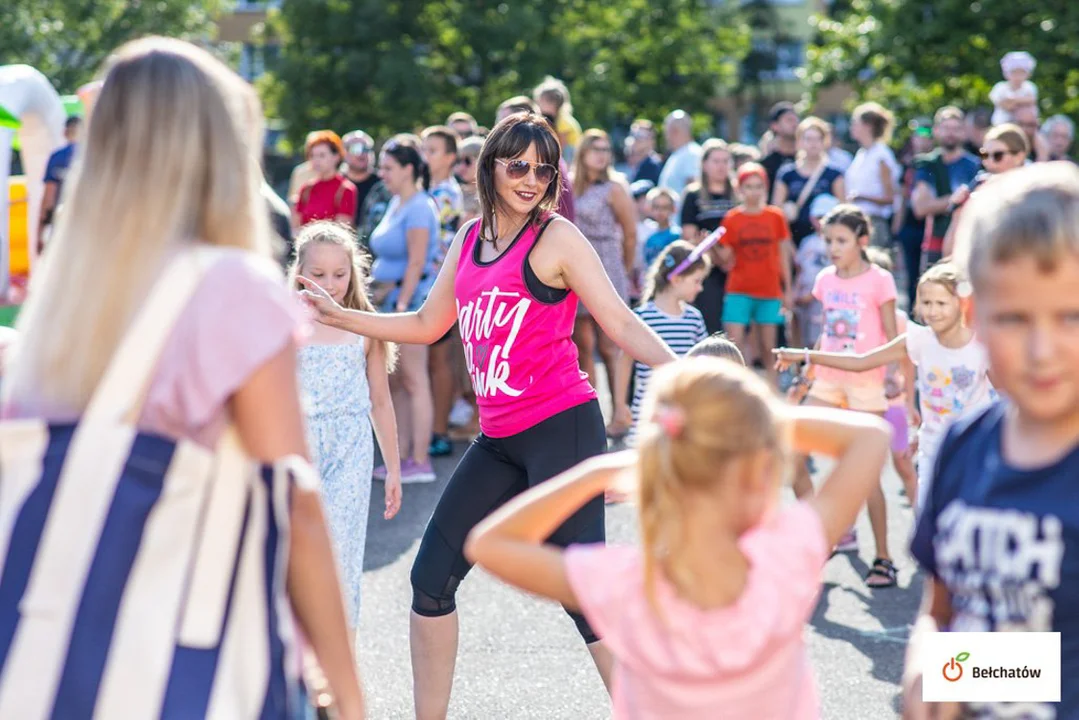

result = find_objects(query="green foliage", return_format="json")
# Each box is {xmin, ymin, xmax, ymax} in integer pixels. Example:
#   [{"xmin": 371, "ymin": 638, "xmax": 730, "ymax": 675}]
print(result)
[
  {"xmin": 0, "ymin": 0, "xmax": 223, "ymax": 92},
  {"xmin": 262, "ymin": 0, "xmax": 750, "ymax": 144},
  {"xmin": 807, "ymin": 1, "xmax": 1079, "ymax": 123}
]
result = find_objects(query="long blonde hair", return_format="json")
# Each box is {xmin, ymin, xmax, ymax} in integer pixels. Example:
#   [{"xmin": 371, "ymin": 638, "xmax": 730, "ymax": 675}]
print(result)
[
  {"xmin": 637, "ymin": 358, "xmax": 788, "ymax": 613},
  {"xmin": 288, "ymin": 222, "xmax": 397, "ymax": 370},
  {"xmin": 7, "ymin": 37, "xmax": 271, "ymax": 411}
]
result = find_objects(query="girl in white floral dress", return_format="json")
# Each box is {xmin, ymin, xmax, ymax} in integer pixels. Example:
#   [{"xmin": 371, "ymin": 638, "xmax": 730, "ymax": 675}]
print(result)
[{"xmin": 291, "ymin": 221, "xmax": 403, "ymax": 647}]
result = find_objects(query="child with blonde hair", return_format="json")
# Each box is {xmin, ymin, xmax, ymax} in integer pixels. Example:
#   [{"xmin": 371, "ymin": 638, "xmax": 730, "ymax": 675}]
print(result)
[
  {"xmin": 290, "ymin": 221, "xmax": 403, "ymax": 645},
  {"xmin": 777, "ymin": 261, "xmax": 992, "ymax": 513},
  {"xmin": 903, "ymin": 162, "xmax": 1079, "ymax": 719},
  {"xmin": 466, "ymin": 357, "xmax": 891, "ymax": 719}
]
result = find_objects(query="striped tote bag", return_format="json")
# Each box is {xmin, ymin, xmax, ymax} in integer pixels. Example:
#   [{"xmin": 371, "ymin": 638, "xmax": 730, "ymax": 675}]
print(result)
[{"xmin": 0, "ymin": 247, "xmax": 308, "ymax": 719}]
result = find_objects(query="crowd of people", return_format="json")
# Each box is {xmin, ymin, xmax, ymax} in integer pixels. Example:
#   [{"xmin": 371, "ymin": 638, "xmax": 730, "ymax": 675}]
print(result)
[{"xmin": 3, "ymin": 35, "xmax": 1079, "ymax": 720}]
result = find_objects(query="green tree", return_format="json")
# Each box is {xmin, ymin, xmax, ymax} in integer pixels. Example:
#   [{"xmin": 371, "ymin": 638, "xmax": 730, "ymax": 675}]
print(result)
[
  {"xmin": 806, "ymin": 1, "xmax": 1079, "ymax": 123},
  {"xmin": 261, "ymin": 0, "xmax": 749, "ymax": 144},
  {"xmin": 0, "ymin": 0, "xmax": 223, "ymax": 92}
]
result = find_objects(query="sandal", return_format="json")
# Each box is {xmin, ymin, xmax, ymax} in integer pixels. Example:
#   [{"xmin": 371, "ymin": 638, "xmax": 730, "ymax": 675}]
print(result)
[{"xmin": 865, "ymin": 557, "xmax": 897, "ymax": 588}]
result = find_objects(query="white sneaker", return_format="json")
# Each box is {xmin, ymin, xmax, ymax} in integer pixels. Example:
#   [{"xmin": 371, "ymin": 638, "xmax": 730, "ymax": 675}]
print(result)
[{"xmin": 449, "ymin": 399, "xmax": 473, "ymax": 428}]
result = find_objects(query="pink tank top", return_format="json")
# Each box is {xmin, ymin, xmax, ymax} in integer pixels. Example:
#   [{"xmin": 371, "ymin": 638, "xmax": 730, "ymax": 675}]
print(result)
[{"xmin": 455, "ymin": 217, "xmax": 596, "ymax": 438}]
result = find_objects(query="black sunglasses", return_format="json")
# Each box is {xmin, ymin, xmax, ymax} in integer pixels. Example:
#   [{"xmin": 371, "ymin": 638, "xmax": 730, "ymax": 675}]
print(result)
[
  {"xmin": 455, "ymin": 156, "xmax": 475, "ymax": 167},
  {"xmin": 496, "ymin": 158, "xmax": 558, "ymax": 184},
  {"xmin": 980, "ymin": 148, "xmax": 1016, "ymax": 163}
]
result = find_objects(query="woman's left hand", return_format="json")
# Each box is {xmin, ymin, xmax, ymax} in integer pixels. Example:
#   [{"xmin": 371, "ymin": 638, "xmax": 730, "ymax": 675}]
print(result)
[
  {"xmin": 296, "ymin": 276, "xmax": 344, "ymax": 326},
  {"xmin": 384, "ymin": 474, "xmax": 402, "ymax": 519}
]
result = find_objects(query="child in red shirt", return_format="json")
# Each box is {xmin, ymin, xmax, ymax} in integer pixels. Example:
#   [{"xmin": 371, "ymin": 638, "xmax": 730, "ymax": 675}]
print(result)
[
  {"xmin": 292, "ymin": 130, "xmax": 358, "ymax": 230},
  {"xmin": 717, "ymin": 162, "xmax": 793, "ymax": 386}
]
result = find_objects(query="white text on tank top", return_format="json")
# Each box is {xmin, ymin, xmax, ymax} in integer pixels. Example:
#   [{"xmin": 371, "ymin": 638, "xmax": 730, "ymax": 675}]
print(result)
[{"xmin": 456, "ymin": 287, "xmax": 531, "ymax": 398}]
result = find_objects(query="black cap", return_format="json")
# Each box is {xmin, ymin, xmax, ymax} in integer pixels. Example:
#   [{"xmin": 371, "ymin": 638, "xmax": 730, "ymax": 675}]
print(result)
[{"xmin": 768, "ymin": 101, "xmax": 797, "ymax": 124}]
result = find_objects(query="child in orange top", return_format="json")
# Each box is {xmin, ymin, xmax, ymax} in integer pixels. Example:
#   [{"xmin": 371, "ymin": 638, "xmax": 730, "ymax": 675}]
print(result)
[{"xmin": 717, "ymin": 162, "xmax": 793, "ymax": 386}]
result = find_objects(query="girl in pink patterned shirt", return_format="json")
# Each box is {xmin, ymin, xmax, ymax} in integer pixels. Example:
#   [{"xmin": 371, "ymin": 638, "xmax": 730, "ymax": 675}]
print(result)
[{"xmin": 464, "ymin": 357, "xmax": 890, "ymax": 719}]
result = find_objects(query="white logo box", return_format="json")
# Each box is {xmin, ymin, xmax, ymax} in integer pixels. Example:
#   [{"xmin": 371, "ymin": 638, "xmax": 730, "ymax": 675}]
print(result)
[{"xmin": 921, "ymin": 632, "xmax": 1061, "ymax": 703}]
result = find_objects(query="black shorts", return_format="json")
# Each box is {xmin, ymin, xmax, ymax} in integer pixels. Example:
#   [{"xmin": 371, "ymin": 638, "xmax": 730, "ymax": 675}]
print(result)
[{"xmin": 409, "ymin": 399, "xmax": 607, "ymax": 643}]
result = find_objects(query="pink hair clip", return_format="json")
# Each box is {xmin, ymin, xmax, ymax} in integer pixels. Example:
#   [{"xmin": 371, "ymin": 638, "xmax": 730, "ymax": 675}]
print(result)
[{"xmin": 655, "ymin": 405, "xmax": 685, "ymax": 438}]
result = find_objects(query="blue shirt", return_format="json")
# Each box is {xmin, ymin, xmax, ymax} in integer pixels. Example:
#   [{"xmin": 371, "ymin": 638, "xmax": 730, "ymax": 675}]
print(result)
[
  {"xmin": 643, "ymin": 227, "xmax": 681, "ymax": 267},
  {"xmin": 43, "ymin": 143, "xmax": 75, "ymax": 197},
  {"xmin": 911, "ymin": 401, "xmax": 1079, "ymax": 718},
  {"xmin": 369, "ymin": 192, "xmax": 440, "ymax": 284}
]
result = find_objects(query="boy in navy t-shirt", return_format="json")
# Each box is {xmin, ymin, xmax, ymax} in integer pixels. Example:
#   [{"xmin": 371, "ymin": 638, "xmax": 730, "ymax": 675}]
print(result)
[{"xmin": 905, "ymin": 164, "xmax": 1079, "ymax": 718}]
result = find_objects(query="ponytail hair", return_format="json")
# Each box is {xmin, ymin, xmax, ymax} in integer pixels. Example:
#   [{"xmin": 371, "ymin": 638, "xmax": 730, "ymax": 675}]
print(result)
[
  {"xmin": 637, "ymin": 358, "xmax": 788, "ymax": 617},
  {"xmin": 640, "ymin": 240, "xmax": 711, "ymax": 304},
  {"xmin": 289, "ymin": 221, "xmax": 398, "ymax": 371},
  {"xmin": 382, "ymin": 133, "xmax": 430, "ymax": 192}
]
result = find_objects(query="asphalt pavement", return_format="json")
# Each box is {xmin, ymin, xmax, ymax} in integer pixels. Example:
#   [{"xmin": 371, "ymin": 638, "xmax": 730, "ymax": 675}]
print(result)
[{"xmin": 356, "ymin": 375, "xmax": 921, "ymax": 719}]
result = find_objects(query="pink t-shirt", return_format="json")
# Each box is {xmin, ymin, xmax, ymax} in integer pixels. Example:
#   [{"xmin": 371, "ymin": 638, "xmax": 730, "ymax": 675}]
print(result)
[
  {"xmin": 812, "ymin": 264, "xmax": 897, "ymax": 386},
  {"xmin": 564, "ymin": 502, "xmax": 828, "ymax": 720},
  {"xmin": 8, "ymin": 249, "xmax": 306, "ymax": 448}
]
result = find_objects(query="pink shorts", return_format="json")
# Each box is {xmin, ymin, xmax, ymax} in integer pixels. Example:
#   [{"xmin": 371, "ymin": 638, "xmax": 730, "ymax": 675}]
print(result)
[
  {"xmin": 806, "ymin": 379, "xmax": 889, "ymax": 413},
  {"xmin": 883, "ymin": 405, "xmax": 910, "ymax": 453}
]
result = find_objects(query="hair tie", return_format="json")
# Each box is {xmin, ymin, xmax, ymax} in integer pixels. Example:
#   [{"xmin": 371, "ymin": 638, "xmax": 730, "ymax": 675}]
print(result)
[
  {"xmin": 655, "ymin": 405, "xmax": 685, "ymax": 438},
  {"xmin": 663, "ymin": 254, "xmax": 677, "ymax": 269}
]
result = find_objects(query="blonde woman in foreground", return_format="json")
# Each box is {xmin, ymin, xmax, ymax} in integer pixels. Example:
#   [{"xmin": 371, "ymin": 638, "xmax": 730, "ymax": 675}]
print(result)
[
  {"xmin": 465, "ymin": 357, "xmax": 890, "ymax": 718},
  {"xmin": 2, "ymin": 38, "xmax": 363, "ymax": 718}
]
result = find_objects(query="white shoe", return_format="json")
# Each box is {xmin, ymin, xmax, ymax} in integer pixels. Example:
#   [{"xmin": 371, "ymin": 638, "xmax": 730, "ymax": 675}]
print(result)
[{"xmin": 449, "ymin": 399, "xmax": 473, "ymax": 428}]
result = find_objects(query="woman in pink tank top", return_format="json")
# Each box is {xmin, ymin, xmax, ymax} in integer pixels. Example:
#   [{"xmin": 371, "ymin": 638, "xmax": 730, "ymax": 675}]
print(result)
[{"xmin": 298, "ymin": 112, "xmax": 675, "ymax": 716}]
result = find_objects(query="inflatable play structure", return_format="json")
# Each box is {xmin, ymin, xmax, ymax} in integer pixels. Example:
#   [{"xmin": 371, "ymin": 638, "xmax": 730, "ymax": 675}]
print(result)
[{"xmin": 0, "ymin": 64, "xmax": 66, "ymax": 323}]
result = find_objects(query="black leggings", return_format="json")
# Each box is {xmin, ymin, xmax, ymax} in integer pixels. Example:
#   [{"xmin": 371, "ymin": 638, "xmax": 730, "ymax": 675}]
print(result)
[{"xmin": 409, "ymin": 399, "xmax": 607, "ymax": 644}]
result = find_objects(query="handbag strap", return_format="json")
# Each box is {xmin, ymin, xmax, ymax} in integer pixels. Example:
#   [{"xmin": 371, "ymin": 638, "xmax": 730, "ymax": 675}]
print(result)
[
  {"xmin": 83, "ymin": 246, "xmax": 218, "ymax": 424},
  {"xmin": 794, "ymin": 161, "xmax": 828, "ymax": 217}
]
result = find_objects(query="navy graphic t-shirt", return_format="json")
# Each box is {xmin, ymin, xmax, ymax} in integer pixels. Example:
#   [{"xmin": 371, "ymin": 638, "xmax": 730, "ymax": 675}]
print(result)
[{"xmin": 911, "ymin": 400, "xmax": 1079, "ymax": 719}]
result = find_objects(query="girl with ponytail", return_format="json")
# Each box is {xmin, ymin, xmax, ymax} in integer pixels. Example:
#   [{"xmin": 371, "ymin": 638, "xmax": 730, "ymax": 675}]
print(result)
[
  {"xmin": 367, "ymin": 133, "xmax": 442, "ymax": 482},
  {"xmin": 464, "ymin": 356, "xmax": 891, "ymax": 719}
]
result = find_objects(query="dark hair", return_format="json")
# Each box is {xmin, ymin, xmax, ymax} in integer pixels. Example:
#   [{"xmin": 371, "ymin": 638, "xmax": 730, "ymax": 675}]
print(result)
[
  {"xmin": 476, "ymin": 113, "xmax": 561, "ymax": 243},
  {"xmin": 421, "ymin": 125, "xmax": 459, "ymax": 155},
  {"xmin": 382, "ymin": 133, "xmax": 430, "ymax": 191},
  {"xmin": 641, "ymin": 240, "xmax": 711, "ymax": 304},
  {"xmin": 686, "ymin": 333, "xmax": 746, "ymax": 365},
  {"xmin": 65, "ymin": 115, "xmax": 82, "ymax": 130},
  {"xmin": 769, "ymin": 101, "xmax": 797, "ymax": 125},
  {"xmin": 821, "ymin": 203, "xmax": 872, "ymax": 258}
]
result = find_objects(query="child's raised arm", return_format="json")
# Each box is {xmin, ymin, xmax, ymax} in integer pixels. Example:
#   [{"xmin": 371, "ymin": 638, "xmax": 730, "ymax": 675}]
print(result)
[
  {"xmin": 789, "ymin": 405, "xmax": 891, "ymax": 548},
  {"xmin": 366, "ymin": 339, "xmax": 402, "ymax": 519},
  {"xmin": 464, "ymin": 451, "xmax": 635, "ymax": 610},
  {"xmin": 774, "ymin": 333, "xmax": 909, "ymax": 374}
]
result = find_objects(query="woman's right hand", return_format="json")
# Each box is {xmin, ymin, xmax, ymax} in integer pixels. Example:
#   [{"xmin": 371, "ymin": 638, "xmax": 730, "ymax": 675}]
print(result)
[{"xmin": 297, "ymin": 276, "xmax": 344, "ymax": 326}]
